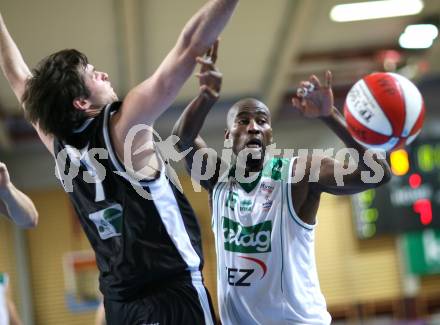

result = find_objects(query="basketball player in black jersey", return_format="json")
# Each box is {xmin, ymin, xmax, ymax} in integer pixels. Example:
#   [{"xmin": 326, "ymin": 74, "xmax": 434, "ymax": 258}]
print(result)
[{"xmin": 0, "ymin": 3, "xmax": 238, "ymax": 323}]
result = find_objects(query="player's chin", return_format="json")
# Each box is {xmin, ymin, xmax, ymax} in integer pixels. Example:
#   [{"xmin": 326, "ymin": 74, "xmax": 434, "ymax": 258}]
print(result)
[{"xmin": 242, "ymin": 146, "xmax": 263, "ymax": 156}]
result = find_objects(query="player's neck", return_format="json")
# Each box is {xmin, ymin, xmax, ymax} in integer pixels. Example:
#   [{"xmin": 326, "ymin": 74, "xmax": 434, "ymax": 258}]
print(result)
[{"xmin": 244, "ymin": 161, "xmax": 263, "ymax": 175}]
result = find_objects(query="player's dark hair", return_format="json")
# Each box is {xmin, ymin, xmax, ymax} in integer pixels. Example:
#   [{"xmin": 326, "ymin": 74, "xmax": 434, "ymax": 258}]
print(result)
[{"xmin": 23, "ymin": 49, "xmax": 90, "ymax": 142}]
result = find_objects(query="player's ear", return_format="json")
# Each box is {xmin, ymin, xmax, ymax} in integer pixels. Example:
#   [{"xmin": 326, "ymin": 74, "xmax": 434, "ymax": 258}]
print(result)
[
  {"xmin": 225, "ymin": 128, "xmax": 230, "ymax": 139},
  {"xmin": 73, "ymin": 97, "xmax": 91, "ymax": 111},
  {"xmin": 224, "ymin": 130, "xmax": 233, "ymax": 148}
]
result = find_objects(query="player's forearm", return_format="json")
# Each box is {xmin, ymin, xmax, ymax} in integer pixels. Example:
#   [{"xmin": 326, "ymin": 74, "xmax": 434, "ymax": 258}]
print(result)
[
  {"xmin": 321, "ymin": 106, "xmax": 391, "ymax": 178},
  {"xmin": 172, "ymin": 92, "xmax": 217, "ymax": 149},
  {"xmin": 0, "ymin": 13, "xmax": 31, "ymax": 103},
  {"xmin": 0, "ymin": 184, "xmax": 38, "ymax": 228},
  {"xmin": 178, "ymin": 0, "xmax": 238, "ymax": 58}
]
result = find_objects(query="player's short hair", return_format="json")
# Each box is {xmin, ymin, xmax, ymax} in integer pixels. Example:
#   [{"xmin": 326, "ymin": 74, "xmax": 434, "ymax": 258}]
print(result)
[
  {"xmin": 23, "ymin": 49, "xmax": 90, "ymax": 142},
  {"xmin": 226, "ymin": 98, "xmax": 270, "ymax": 129}
]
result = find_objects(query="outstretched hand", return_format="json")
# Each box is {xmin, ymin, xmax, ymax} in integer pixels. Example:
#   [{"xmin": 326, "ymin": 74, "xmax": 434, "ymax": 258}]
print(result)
[
  {"xmin": 291, "ymin": 70, "xmax": 334, "ymax": 118},
  {"xmin": 195, "ymin": 39, "xmax": 222, "ymax": 99}
]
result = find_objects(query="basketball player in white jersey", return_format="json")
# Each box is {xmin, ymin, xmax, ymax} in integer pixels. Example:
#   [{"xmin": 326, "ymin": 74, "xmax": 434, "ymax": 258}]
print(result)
[
  {"xmin": 173, "ymin": 43, "xmax": 392, "ymax": 324},
  {"xmin": 0, "ymin": 162, "xmax": 38, "ymax": 228},
  {"xmin": 0, "ymin": 272, "xmax": 22, "ymax": 325}
]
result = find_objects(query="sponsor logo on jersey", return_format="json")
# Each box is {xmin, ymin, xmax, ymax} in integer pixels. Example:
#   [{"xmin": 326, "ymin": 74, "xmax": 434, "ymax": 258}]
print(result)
[
  {"xmin": 240, "ymin": 199, "xmax": 253, "ymax": 212},
  {"xmin": 225, "ymin": 256, "xmax": 268, "ymax": 286},
  {"xmin": 223, "ymin": 217, "xmax": 271, "ymax": 253},
  {"xmin": 262, "ymin": 200, "xmax": 273, "ymax": 211},
  {"xmin": 89, "ymin": 204, "xmax": 123, "ymax": 240},
  {"xmin": 239, "ymin": 256, "xmax": 267, "ymax": 279},
  {"xmin": 260, "ymin": 182, "xmax": 274, "ymax": 194}
]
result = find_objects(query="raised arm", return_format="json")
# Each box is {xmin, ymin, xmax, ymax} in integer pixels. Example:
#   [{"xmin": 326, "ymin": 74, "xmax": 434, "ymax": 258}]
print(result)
[
  {"xmin": 0, "ymin": 13, "xmax": 29, "ymax": 100},
  {"xmin": 289, "ymin": 71, "xmax": 392, "ymax": 225},
  {"xmin": 0, "ymin": 12, "xmax": 54, "ymax": 154},
  {"xmin": 172, "ymin": 41, "xmax": 224, "ymax": 192},
  {"xmin": 0, "ymin": 163, "xmax": 38, "ymax": 228},
  {"xmin": 291, "ymin": 71, "xmax": 392, "ymax": 196},
  {"xmin": 114, "ymin": 0, "xmax": 238, "ymax": 140}
]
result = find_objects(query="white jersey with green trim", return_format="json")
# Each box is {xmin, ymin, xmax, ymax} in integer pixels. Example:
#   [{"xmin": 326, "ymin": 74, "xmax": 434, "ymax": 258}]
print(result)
[
  {"xmin": 0, "ymin": 273, "xmax": 9, "ymax": 325},
  {"xmin": 212, "ymin": 157, "xmax": 331, "ymax": 325}
]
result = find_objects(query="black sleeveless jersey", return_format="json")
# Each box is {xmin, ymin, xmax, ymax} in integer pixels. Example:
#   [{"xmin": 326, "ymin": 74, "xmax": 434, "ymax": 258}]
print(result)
[{"xmin": 54, "ymin": 102, "xmax": 205, "ymax": 302}]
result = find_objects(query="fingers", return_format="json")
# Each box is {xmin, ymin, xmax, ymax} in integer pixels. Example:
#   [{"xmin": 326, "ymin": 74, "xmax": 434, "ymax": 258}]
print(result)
[
  {"xmin": 205, "ymin": 45, "xmax": 212, "ymax": 59},
  {"xmin": 196, "ymin": 56, "xmax": 217, "ymax": 72},
  {"xmin": 195, "ymin": 70, "xmax": 222, "ymax": 81},
  {"xmin": 296, "ymin": 87, "xmax": 306, "ymax": 98},
  {"xmin": 200, "ymin": 85, "xmax": 220, "ymax": 99},
  {"xmin": 325, "ymin": 70, "xmax": 333, "ymax": 89},
  {"xmin": 196, "ymin": 56, "xmax": 213, "ymax": 66},
  {"xmin": 291, "ymin": 97, "xmax": 305, "ymax": 115},
  {"xmin": 309, "ymin": 75, "xmax": 321, "ymax": 90},
  {"xmin": 204, "ymin": 39, "xmax": 219, "ymax": 63},
  {"xmin": 211, "ymin": 39, "xmax": 219, "ymax": 64},
  {"xmin": 296, "ymin": 70, "xmax": 333, "ymax": 97},
  {"xmin": 297, "ymin": 81, "xmax": 315, "ymax": 98},
  {"xmin": 291, "ymin": 97, "xmax": 301, "ymax": 108},
  {"xmin": 299, "ymin": 81, "xmax": 312, "ymax": 89},
  {"xmin": 195, "ymin": 70, "xmax": 222, "ymax": 95}
]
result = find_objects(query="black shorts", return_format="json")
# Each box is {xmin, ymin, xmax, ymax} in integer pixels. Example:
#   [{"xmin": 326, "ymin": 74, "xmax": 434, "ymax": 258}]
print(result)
[{"xmin": 103, "ymin": 274, "xmax": 216, "ymax": 325}]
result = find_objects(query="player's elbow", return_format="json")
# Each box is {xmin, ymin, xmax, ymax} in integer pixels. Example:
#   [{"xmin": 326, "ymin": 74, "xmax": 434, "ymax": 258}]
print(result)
[
  {"xmin": 172, "ymin": 124, "xmax": 193, "ymax": 151},
  {"xmin": 21, "ymin": 219, "xmax": 38, "ymax": 229},
  {"xmin": 171, "ymin": 126, "xmax": 184, "ymax": 149},
  {"xmin": 171, "ymin": 124, "xmax": 181, "ymax": 139},
  {"xmin": 19, "ymin": 211, "xmax": 39, "ymax": 229},
  {"xmin": 29, "ymin": 212, "xmax": 39, "ymax": 228}
]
